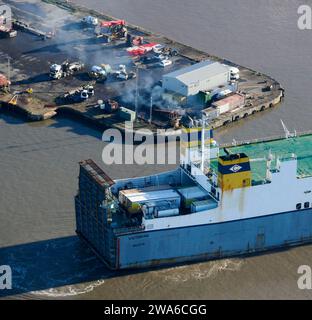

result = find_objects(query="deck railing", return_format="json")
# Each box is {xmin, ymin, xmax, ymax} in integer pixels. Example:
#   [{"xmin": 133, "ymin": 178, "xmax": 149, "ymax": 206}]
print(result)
[{"xmin": 220, "ymin": 130, "xmax": 312, "ymax": 148}]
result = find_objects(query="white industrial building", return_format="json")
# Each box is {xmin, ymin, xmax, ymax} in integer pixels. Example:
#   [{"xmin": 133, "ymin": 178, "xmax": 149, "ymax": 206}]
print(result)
[{"xmin": 162, "ymin": 60, "xmax": 230, "ymax": 98}]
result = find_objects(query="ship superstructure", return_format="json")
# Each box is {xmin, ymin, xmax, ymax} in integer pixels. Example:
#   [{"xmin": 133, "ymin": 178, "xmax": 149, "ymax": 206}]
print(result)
[{"xmin": 75, "ymin": 130, "xmax": 312, "ymax": 269}]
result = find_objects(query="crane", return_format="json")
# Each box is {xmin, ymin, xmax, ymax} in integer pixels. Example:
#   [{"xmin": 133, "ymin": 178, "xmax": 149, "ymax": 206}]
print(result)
[{"xmin": 280, "ymin": 119, "xmax": 296, "ymax": 139}]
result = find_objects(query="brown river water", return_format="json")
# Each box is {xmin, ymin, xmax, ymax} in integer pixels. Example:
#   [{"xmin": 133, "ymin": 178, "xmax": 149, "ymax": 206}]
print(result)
[{"xmin": 1, "ymin": 0, "xmax": 312, "ymax": 299}]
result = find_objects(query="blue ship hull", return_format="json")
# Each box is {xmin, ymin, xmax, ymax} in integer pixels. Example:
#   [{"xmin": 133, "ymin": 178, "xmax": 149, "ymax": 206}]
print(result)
[{"xmin": 76, "ymin": 191, "xmax": 312, "ymax": 269}]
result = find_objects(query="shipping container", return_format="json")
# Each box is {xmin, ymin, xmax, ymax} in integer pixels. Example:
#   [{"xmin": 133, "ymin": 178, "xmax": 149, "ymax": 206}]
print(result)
[
  {"xmin": 217, "ymin": 102, "xmax": 230, "ymax": 114},
  {"xmin": 118, "ymin": 189, "xmax": 141, "ymax": 204},
  {"xmin": 142, "ymin": 199, "xmax": 180, "ymax": 217},
  {"xmin": 177, "ymin": 186, "xmax": 209, "ymax": 208},
  {"xmin": 191, "ymin": 199, "xmax": 218, "ymax": 213},
  {"xmin": 212, "ymin": 93, "xmax": 245, "ymax": 114},
  {"xmin": 123, "ymin": 189, "xmax": 181, "ymax": 214},
  {"xmin": 154, "ymin": 208, "xmax": 180, "ymax": 218},
  {"xmin": 203, "ymin": 106, "xmax": 220, "ymax": 120}
]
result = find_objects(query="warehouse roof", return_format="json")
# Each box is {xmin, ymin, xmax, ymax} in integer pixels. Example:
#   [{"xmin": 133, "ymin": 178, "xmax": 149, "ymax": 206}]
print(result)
[{"xmin": 163, "ymin": 60, "xmax": 229, "ymax": 86}]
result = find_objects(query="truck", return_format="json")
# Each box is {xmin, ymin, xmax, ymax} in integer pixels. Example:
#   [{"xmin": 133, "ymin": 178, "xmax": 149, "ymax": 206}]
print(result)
[
  {"xmin": 228, "ymin": 66, "xmax": 240, "ymax": 80},
  {"xmin": 126, "ymin": 43, "xmax": 158, "ymax": 56},
  {"xmin": 95, "ymin": 20, "xmax": 127, "ymax": 43},
  {"xmin": 88, "ymin": 64, "xmax": 112, "ymax": 81},
  {"xmin": 0, "ymin": 22, "xmax": 17, "ymax": 38},
  {"xmin": 113, "ymin": 64, "xmax": 136, "ymax": 81},
  {"xmin": 0, "ymin": 12, "xmax": 17, "ymax": 38},
  {"xmin": 49, "ymin": 61, "xmax": 84, "ymax": 80},
  {"xmin": 126, "ymin": 34, "xmax": 144, "ymax": 47}
]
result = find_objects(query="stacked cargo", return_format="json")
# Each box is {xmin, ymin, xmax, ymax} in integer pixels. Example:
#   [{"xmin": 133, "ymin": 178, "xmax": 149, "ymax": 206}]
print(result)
[
  {"xmin": 119, "ymin": 188, "xmax": 181, "ymax": 215},
  {"xmin": 177, "ymin": 186, "xmax": 210, "ymax": 209}
]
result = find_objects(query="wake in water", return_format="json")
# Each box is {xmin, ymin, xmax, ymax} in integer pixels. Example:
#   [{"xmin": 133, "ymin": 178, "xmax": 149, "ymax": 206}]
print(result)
[
  {"xmin": 32, "ymin": 280, "xmax": 105, "ymax": 298},
  {"xmin": 160, "ymin": 259, "xmax": 244, "ymax": 282}
]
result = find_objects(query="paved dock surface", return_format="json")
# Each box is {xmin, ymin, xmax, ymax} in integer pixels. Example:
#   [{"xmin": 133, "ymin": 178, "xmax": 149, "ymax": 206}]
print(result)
[{"xmin": 0, "ymin": 0, "xmax": 281, "ymax": 130}]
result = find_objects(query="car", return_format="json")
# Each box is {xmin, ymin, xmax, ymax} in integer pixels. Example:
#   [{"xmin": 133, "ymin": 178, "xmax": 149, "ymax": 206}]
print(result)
[
  {"xmin": 155, "ymin": 54, "xmax": 168, "ymax": 61},
  {"xmin": 153, "ymin": 44, "xmax": 165, "ymax": 54},
  {"xmin": 156, "ymin": 59, "xmax": 172, "ymax": 67},
  {"xmin": 81, "ymin": 16, "xmax": 99, "ymax": 26}
]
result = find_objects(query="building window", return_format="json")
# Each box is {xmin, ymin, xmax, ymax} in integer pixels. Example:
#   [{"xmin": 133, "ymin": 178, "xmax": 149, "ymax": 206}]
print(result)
[
  {"xmin": 304, "ymin": 202, "xmax": 310, "ymax": 209},
  {"xmin": 296, "ymin": 203, "xmax": 302, "ymax": 210}
]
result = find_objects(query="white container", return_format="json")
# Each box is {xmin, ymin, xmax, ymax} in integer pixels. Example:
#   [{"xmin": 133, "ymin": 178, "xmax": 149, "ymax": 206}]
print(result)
[
  {"xmin": 126, "ymin": 189, "xmax": 180, "ymax": 204},
  {"xmin": 118, "ymin": 189, "xmax": 141, "ymax": 204},
  {"xmin": 217, "ymin": 103, "xmax": 230, "ymax": 114},
  {"xmin": 203, "ymin": 107, "xmax": 220, "ymax": 120}
]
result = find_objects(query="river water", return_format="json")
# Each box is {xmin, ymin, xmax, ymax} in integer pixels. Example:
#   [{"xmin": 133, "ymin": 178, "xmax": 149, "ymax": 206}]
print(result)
[{"xmin": 1, "ymin": 0, "xmax": 312, "ymax": 299}]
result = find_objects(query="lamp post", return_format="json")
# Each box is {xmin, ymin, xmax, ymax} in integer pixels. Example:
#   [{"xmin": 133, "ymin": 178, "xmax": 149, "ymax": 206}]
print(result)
[
  {"xmin": 7, "ymin": 56, "xmax": 11, "ymax": 92},
  {"xmin": 134, "ymin": 65, "xmax": 139, "ymax": 122},
  {"xmin": 149, "ymin": 95, "xmax": 153, "ymax": 125}
]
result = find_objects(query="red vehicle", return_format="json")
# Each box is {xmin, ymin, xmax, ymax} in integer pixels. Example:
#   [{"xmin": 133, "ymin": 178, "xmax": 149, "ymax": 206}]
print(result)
[
  {"xmin": 126, "ymin": 42, "xmax": 158, "ymax": 56},
  {"xmin": 99, "ymin": 19, "xmax": 125, "ymax": 28},
  {"xmin": 0, "ymin": 74, "xmax": 10, "ymax": 89},
  {"xmin": 95, "ymin": 20, "xmax": 127, "ymax": 41}
]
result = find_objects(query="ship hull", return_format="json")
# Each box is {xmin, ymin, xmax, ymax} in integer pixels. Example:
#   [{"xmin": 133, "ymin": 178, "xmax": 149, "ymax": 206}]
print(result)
[{"xmin": 76, "ymin": 206, "xmax": 312, "ymax": 270}]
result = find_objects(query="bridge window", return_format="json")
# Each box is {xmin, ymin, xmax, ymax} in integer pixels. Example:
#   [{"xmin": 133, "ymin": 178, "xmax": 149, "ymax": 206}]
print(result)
[
  {"xmin": 304, "ymin": 202, "xmax": 310, "ymax": 209},
  {"xmin": 296, "ymin": 203, "xmax": 302, "ymax": 210}
]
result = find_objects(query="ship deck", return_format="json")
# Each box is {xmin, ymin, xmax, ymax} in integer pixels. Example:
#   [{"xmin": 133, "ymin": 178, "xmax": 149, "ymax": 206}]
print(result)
[{"xmin": 215, "ymin": 134, "xmax": 312, "ymax": 184}]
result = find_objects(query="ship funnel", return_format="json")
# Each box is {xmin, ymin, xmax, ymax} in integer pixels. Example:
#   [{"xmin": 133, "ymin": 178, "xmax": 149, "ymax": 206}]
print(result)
[{"xmin": 217, "ymin": 152, "xmax": 251, "ymax": 191}]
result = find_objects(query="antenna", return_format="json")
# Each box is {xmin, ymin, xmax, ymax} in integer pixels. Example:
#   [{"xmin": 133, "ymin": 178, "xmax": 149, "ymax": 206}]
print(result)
[
  {"xmin": 266, "ymin": 149, "xmax": 273, "ymax": 182},
  {"xmin": 201, "ymin": 113, "xmax": 208, "ymax": 172}
]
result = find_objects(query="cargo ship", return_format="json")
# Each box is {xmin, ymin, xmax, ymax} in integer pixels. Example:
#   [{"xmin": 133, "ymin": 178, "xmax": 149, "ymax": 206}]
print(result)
[{"xmin": 75, "ymin": 128, "xmax": 312, "ymax": 270}]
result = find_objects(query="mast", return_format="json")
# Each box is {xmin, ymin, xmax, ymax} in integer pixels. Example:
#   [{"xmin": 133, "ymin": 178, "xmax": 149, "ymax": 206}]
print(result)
[{"xmin": 201, "ymin": 113, "xmax": 206, "ymax": 172}]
